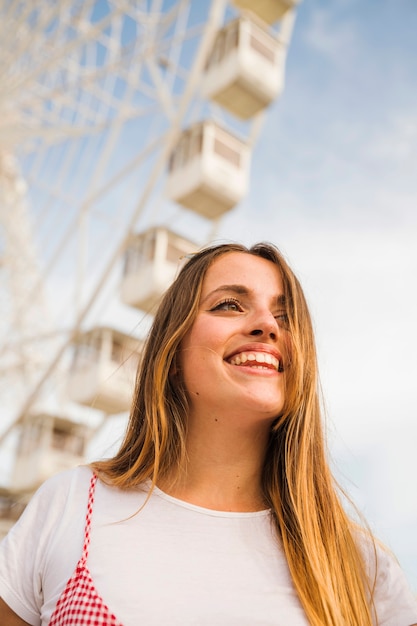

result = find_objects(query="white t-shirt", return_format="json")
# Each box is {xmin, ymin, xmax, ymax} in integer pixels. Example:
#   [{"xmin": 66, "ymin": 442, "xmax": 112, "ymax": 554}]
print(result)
[{"xmin": 0, "ymin": 466, "xmax": 416, "ymax": 626}]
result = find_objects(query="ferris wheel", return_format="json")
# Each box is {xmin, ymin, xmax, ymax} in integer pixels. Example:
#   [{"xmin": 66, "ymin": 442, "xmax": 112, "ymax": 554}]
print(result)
[{"xmin": 0, "ymin": 0, "xmax": 299, "ymax": 497}]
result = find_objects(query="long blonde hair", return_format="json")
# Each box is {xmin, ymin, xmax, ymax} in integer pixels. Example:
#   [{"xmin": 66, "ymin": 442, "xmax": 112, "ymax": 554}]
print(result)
[{"xmin": 92, "ymin": 242, "xmax": 376, "ymax": 625}]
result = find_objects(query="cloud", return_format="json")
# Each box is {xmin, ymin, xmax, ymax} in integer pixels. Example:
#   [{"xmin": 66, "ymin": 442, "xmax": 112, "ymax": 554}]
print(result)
[
  {"xmin": 363, "ymin": 113, "xmax": 417, "ymax": 164},
  {"xmin": 301, "ymin": 5, "xmax": 361, "ymax": 68}
]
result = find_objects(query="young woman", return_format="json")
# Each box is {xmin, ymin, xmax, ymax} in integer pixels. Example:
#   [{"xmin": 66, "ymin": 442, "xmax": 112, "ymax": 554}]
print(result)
[{"xmin": 1, "ymin": 242, "xmax": 416, "ymax": 625}]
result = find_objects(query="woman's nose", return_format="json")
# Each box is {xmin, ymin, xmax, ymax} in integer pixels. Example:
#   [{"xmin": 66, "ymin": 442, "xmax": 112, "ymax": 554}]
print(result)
[
  {"xmin": 249, "ymin": 312, "xmax": 277, "ymax": 341},
  {"xmin": 250, "ymin": 327, "xmax": 277, "ymax": 340}
]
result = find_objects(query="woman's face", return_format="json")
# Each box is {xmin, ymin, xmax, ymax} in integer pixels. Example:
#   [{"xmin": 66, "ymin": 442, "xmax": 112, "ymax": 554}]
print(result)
[{"xmin": 179, "ymin": 252, "xmax": 291, "ymax": 431}]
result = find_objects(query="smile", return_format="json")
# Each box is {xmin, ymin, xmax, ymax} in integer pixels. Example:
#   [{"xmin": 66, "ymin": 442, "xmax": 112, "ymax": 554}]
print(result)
[{"xmin": 228, "ymin": 351, "xmax": 280, "ymax": 371}]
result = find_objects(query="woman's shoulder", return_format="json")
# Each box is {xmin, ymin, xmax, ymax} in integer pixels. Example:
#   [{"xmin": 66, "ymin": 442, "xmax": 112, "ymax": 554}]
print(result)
[
  {"xmin": 3, "ymin": 465, "xmax": 94, "ymax": 534},
  {"xmin": 30, "ymin": 464, "xmax": 93, "ymax": 509},
  {"xmin": 356, "ymin": 531, "xmax": 417, "ymax": 622},
  {"xmin": 38, "ymin": 463, "xmax": 93, "ymax": 491},
  {"xmin": 356, "ymin": 529, "xmax": 406, "ymax": 585}
]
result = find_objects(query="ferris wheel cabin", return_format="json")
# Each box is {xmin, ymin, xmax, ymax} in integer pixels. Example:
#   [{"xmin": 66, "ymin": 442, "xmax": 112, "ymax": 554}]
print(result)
[
  {"xmin": 121, "ymin": 226, "xmax": 197, "ymax": 313},
  {"xmin": 166, "ymin": 120, "xmax": 250, "ymax": 219},
  {"xmin": 231, "ymin": 0, "xmax": 300, "ymax": 24},
  {"xmin": 203, "ymin": 16, "xmax": 285, "ymax": 119},
  {"xmin": 10, "ymin": 413, "xmax": 90, "ymax": 491},
  {"xmin": 67, "ymin": 327, "xmax": 142, "ymax": 414}
]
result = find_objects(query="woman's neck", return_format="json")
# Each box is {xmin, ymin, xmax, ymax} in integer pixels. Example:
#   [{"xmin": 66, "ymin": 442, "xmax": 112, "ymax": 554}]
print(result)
[{"xmin": 159, "ymin": 419, "xmax": 270, "ymax": 512}]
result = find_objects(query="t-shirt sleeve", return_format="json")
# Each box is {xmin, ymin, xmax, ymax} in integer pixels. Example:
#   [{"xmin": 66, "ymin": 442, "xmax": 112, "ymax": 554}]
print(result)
[
  {"xmin": 372, "ymin": 543, "xmax": 417, "ymax": 626},
  {"xmin": 0, "ymin": 470, "xmax": 81, "ymax": 626}
]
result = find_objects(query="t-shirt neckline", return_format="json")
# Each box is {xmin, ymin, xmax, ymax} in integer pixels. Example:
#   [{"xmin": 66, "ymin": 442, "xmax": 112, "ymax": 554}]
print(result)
[{"xmin": 152, "ymin": 484, "xmax": 271, "ymax": 518}]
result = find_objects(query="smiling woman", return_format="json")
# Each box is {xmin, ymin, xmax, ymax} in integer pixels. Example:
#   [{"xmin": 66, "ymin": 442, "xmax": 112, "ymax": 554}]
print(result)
[
  {"xmin": 1, "ymin": 242, "xmax": 416, "ymax": 626},
  {"xmin": 180, "ymin": 253, "xmax": 289, "ymax": 435}
]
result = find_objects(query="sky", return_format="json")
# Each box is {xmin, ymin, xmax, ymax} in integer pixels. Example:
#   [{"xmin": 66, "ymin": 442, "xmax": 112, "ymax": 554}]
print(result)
[
  {"xmin": 86, "ymin": 0, "xmax": 417, "ymax": 590},
  {"xmin": 1, "ymin": 0, "xmax": 416, "ymax": 592},
  {"xmin": 211, "ymin": 0, "xmax": 417, "ymax": 589}
]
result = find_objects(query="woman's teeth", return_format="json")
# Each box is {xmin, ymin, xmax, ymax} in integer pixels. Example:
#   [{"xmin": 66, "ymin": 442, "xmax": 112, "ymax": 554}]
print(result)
[{"xmin": 229, "ymin": 352, "xmax": 279, "ymax": 371}]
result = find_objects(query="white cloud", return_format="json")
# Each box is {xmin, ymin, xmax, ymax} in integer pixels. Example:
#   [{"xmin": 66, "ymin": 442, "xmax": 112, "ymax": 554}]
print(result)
[
  {"xmin": 301, "ymin": 6, "xmax": 360, "ymax": 68},
  {"xmin": 363, "ymin": 114, "xmax": 417, "ymax": 164}
]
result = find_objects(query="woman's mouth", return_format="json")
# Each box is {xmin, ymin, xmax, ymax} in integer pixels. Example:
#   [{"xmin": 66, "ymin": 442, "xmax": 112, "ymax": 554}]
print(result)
[{"xmin": 228, "ymin": 351, "xmax": 281, "ymax": 372}]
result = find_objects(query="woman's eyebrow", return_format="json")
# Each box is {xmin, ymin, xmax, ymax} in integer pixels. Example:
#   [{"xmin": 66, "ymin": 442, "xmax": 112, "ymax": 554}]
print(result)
[
  {"xmin": 201, "ymin": 284, "xmax": 250, "ymax": 304},
  {"xmin": 202, "ymin": 285, "xmax": 286, "ymax": 306}
]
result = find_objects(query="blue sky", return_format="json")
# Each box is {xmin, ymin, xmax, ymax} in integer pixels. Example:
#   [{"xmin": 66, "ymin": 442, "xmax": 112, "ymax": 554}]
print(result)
[
  {"xmin": 209, "ymin": 0, "xmax": 417, "ymax": 589},
  {"xmin": 1, "ymin": 0, "xmax": 416, "ymax": 593},
  {"xmin": 84, "ymin": 0, "xmax": 417, "ymax": 590}
]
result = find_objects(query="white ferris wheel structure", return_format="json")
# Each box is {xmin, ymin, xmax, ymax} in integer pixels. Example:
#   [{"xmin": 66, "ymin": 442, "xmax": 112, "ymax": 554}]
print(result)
[{"xmin": 0, "ymin": 0, "xmax": 299, "ymax": 500}]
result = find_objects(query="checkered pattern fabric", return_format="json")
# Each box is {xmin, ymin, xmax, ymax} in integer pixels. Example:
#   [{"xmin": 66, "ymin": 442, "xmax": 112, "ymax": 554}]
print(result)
[{"xmin": 49, "ymin": 474, "xmax": 123, "ymax": 625}]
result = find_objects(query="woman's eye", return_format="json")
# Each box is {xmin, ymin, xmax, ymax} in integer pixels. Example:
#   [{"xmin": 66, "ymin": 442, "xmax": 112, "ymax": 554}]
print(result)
[
  {"xmin": 212, "ymin": 298, "xmax": 243, "ymax": 312},
  {"xmin": 275, "ymin": 312, "xmax": 289, "ymax": 328}
]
